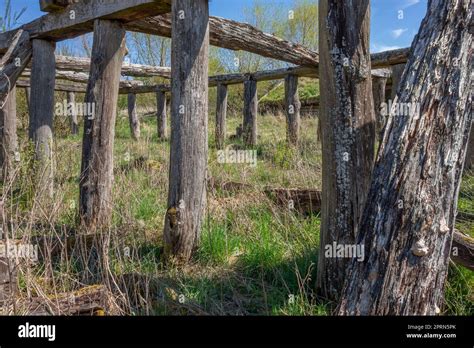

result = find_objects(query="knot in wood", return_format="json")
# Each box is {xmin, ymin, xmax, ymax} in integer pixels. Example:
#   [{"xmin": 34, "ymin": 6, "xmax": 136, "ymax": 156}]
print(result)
[{"xmin": 411, "ymin": 238, "xmax": 429, "ymax": 257}]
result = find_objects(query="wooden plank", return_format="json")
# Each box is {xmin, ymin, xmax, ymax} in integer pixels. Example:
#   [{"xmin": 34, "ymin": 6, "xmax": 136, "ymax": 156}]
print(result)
[
  {"xmin": 40, "ymin": 0, "xmax": 79, "ymax": 13},
  {"xmin": 79, "ymin": 19, "xmax": 126, "ymax": 231},
  {"xmin": 0, "ymin": 30, "xmax": 32, "ymax": 106},
  {"xmin": 371, "ymin": 48, "xmax": 410, "ymax": 69},
  {"xmin": 0, "ymin": 0, "xmax": 172, "ymax": 52}
]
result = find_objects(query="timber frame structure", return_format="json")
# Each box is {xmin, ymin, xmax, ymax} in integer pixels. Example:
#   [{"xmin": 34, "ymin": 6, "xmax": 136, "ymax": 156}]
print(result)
[{"xmin": 2, "ymin": 0, "xmax": 454, "ymax": 263}]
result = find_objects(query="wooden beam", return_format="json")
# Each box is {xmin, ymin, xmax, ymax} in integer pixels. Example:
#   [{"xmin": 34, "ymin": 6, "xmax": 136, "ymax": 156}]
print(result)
[
  {"xmin": 0, "ymin": 30, "xmax": 32, "ymax": 106},
  {"xmin": 79, "ymin": 19, "xmax": 126, "ymax": 231},
  {"xmin": 40, "ymin": 0, "xmax": 79, "ymax": 13},
  {"xmin": 285, "ymin": 74, "xmax": 301, "ymax": 145},
  {"xmin": 0, "ymin": 0, "xmax": 172, "ymax": 52},
  {"xmin": 243, "ymin": 79, "xmax": 258, "ymax": 147},
  {"xmin": 163, "ymin": 0, "xmax": 209, "ymax": 262},
  {"xmin": 215, "ymin": 84, "xmax": 227, "ymax": 149},
  {"xmin": 29, "ymin": 39, "xmax": 56, "ymax": 198},
  {"xmin": 371, "ymin": 48, "xmax": 410, "ymax": 69}
]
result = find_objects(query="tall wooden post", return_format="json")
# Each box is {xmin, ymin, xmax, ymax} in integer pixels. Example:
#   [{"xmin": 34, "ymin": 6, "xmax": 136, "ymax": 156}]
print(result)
[
  {"xmin": 372, "ymin": 76, "xmax": 387, "ymax": 143},
  {"xmin": 0, "ymin": 87, "xmax": 19, "ymax": 182},
  {"xmin": 127, "ymin": 93, "xmax": 140, "ymax": 140},
  {"xmin": 156, "ymin": 89, "xmax": 167, "ymax": 140},
  {"xmin": 25, "ymin": 87, "xmax": 31, "ymax": 110},
  {"xmin": 67, "ymin": 91, "xmax": 79, "ymax": 135},
  {"xmin": 79, "ymin": 19, "xmax": 126, "ymax": 231},
  {"xmin": 215, "ymin": 83, "xmax": 227, "ymax": 149},
  {"xmin": 465, "ymin": 125, "xmax": 473, "ymax": 171},
  {"xmin": 316, "ymin": 0, "xmax": 375, "ymax": 302},
  {"xmin": 29, "ymin": 39, "xmax": 56, "ymax": 198},
  {"xmin": 285, "ymin": 74, "xmax": 301, "ymax": 145},
  {"xmin": 164, "ymin": 0, "xmax": 209, "ymax": 262},
  {"xmin": 243, "ymin": 79, "xmax": 257, "ymax": 147},
  {"xmin": 390, "ymin": 64, "xmax": 405, "ymax": 100}
]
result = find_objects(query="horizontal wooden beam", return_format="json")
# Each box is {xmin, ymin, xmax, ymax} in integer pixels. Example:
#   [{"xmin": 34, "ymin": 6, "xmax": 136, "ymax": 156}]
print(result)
[
  {"xmin": 0, "ymin": 0, "xmax": 172, "ymax": 53},
  {"xmin": 371, "ymin": 48, "xmax": 411, "ymax": 69},
  {"xmin": 125, "ymin": 14, "xmax": 319, "ymax": 67}
]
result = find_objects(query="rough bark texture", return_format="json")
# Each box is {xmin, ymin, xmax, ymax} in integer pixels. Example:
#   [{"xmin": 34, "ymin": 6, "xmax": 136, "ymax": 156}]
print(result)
[
  {"xmin": 156, "ymin": 89, "xmax": 167, "ymax": 140},
  {"xmin": 243, "ymin": 79, "xmax": 258, "ymax": 147},
  {"xmin": 79, "ymin": 19, "xmax": 126, "ymax": 231},
  {"xmin": 29, "ymin": 39, "xmax": 56, "ymax": 198},
  {"xmin": 215, "ymin": 83, "xmax": 227, "ymax": 149},
  {"xmin": 163, "ymin": 0, "xmax": 209, "ymax": 262},
  {"xmin": 316, "ymin": 0, "xmax": 375, "ymax": 302},
  {"xmin": 372, "ymin": 76, "xmax": 387, "ymax": 143},
  {"xmin": 371, "ymin": 48, "xmax": 410, "ymax": 69},
  {"xmin": 285, "ymin": 74, "xmax": 301, "ymax": 145},
  {"xmin": 0, "ymin": 30, "xmax": 32, "ymax": 107},
  {"xmin": 127, "ymin": 93, "xmax": 140, "ymax": 140},
  {"xmin": 67, "ymin": 91, "xmax": 79, "ymax": 135},
  {"xmin": 338, "ymin": 0, "xmax": 473, "ymax": 315},
  {"xmin": 0, "ymin": 87, "xmax": 19, "ymax": 182},
  {"xmin": 390, "ymin": 64, "xmax": 406, "ymax": 100}
]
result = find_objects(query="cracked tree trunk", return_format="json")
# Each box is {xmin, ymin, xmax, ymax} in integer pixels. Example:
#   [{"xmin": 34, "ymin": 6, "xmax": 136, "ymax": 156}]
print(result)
[
  {"xmin": 79, "ymin": 19, "xmax": 126, "ymax": 231},
  {"xmin": 163, "ymin": 0, "xmax": 209, "ymax": 262},
  {"xmin": 338, "ymin": 0, "xmax": 473, "ymax": 315},
  {"xmin": 316, "ymin": 0, "xmax": 375, "ymax": 302}
]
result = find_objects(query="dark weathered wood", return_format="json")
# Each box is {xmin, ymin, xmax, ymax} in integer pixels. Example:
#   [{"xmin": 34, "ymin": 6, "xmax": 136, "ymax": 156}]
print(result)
[
  {"xmin": 40, "ymin": 0, "xmax": 79, "ymax": 12},
  {"xmin": 451, "ymin": 230, "xmax": 474, "ymax": 271},
  {"xmin": 127, "ymin": 93, "xmax": 140, "ymax": 140},
  {"xmin": 285, "ymin": 74, "xmax": 301, "ymax": 145},
  {"xmin": 316, "ymin": 0, "xmax": 375, "ymax": 302},
  {"xmin": 0, "ymin": 0, "xmax": 171, "ymax": 53},
  {"xmin": 25, "ymin": 87, "xmax": 31, "ymax": 110},
  {"xmin": 215, "ymin": 84, "xmax": 227, "ymax": 149},
  {"xmin": 390, "ymin": 64, "xmax": 406, "ymax": 100},
  {"xmin": 156, "ymin": 89, "xmax": 167, "ymax": 140},
  {"xmin": 79, "ymin": 19, "xmax": 126, "ymax": 231},
  {"xmin": 67, "ymin": 91, "xmax": 79, "ymax": 135},
  {"xmin": 371, "ymin": 48, "xmax": 410, "ymax": 69},
  {"xmin": 0, "ymin": 30, "xmax": 32, "ymax": 107},
  {"xmin": 29, "ymin": 39, "xmax": 56, "ymax": 198},
  {"xmin": 0, "ymin": 87, "xmax": 19, "ymax": 182},
  {"xmin": 54, "ymin": 55, "xmax": 171, "ymax": 78},
  {"xmin": 243, "ymin": 79, "xmax": 257, "ymax": 147},
  {"xmin": 163, "ymin": 0, "xmax": 209, "ymax": 262},
  {"xmin": 372, "ymin": 76, "xmax": 387, "ymax": 143},
  {"xmin": 127, "ymin": 14, "xmax": 318, "ymax": 68},
  {"xmin": 464, "ymin": 123, "xmax": 473, "ymax": 170},
  {"xmin": 338, "ymin": 0, "xmax": 473, "ymax": 315}
]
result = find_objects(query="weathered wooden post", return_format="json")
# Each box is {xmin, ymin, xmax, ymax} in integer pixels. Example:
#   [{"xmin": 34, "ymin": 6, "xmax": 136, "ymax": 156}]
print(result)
[
  {"xmin": 372, "ymin": 75, "xmax": 388, "ymax": 143},
  {"xmin": 0, "ymin": 87, "xmax": 19, "ymax": 182},
  {"xmin": 163, "ymin": 0, "xmax": 209, "ymax": 262},
  {"xmin": 390, "ymin": 64, "xmax": 405, "ymax": 100},
  {"xmin": 465, "ymin": 125, "xmax": 474, "ymax": 171},
  {"xmin": 284, "ymin": 74, "xmax": 301, "ymax": 145},
  {"xmin": 29, "ymin": 39, "xmax": 56, "ymax": 198},
  {"xmin": 215, "ymin": 83, "xmax": 227, "ymax": 149},
  {"xmin": 316, "ymin": 0, "xmax": 375, "ymax": 302},
  {"xmin": 156, "ymin": 88, "xmax": 167, "ymax": 140},
  {"xmin": 243, "ymin": 78, "xmax": 257, "ymax": 147},
  {"xmin": 127, "ymin": 93, "xmax": 140, "ymax": 140},
  {"xmin": 25, "ymin": 87, "xmax": 31, "ymax": 110},
  {"xmin": 67, "ymin": 91, "xmax": 79, "ymax": 135},
  {"xmin": 79, "ymin": 19, "xmax": 126, "ymax": 231}
]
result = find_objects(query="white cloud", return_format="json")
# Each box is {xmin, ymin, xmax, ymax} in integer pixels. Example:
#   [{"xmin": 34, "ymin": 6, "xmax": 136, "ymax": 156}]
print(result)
[
  {"xmin": 401, "ymin": 0, "xmax": 420, "ymax": 9},
  {"xmin": 391, "ymin": 28, "xmax": 408, "ymax": 39},
  {"xmin": 371, "ymin": 44, "xmax": 402, "ymax": 53}
]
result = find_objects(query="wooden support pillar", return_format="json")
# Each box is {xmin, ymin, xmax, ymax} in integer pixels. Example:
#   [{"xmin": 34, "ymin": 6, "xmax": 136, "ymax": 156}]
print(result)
[
  {"xmin": 390, "ymin": 64, "xmax": 405, "ymax": 100},
  {"xmin": 127, "ymin": 93, "xmax": 140, "ymax": 140},
  {"xmin": 156, "ymin": 89, "xmax": 167, "ymax": 140},
  {"xmin": 29, "ymin": 39, "xmax": 56, "ymax": 198},
  {"xmin": 67, "ymin": 91, "xmax": 79, "ymax": 135},
  {"xmin": 0, "ymin": 87, "xmax": 19, "ymax": 182},
  {"xmin": 79, "ymin": 19, "xmax": 126, "ymax": 231},
  {"xmin": 284, "ymin": 74, "xmax": 301, "ymax": 145},
  {"xmin": 215, "ymin": 83, "xmax": 227, "ymax": 149},
  {"xmin": 372, "ymin": 76, "xmax": 388, "ymax": 143},
  {"xmin": 243, "ymin": 79, "xmax": 257, "ymax": 147},
  {"xmin": 25, "ymin": 87, "xmax": 31, "ymax": 110},
  {"xmin": 163, "ymin": 0, "xmax": 209, "ymax": 262}
]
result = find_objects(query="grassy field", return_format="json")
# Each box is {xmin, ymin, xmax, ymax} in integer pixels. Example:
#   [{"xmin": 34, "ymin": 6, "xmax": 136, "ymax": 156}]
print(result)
[{"xmin": 4, "ymin": 90, "xmax": 474, "ymax": 315}]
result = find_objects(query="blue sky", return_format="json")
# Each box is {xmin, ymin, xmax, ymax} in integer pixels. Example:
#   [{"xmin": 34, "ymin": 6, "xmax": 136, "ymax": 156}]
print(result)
[{"xmin": 2, "ymin": 0, "xmax": 427, "ymax": 53}]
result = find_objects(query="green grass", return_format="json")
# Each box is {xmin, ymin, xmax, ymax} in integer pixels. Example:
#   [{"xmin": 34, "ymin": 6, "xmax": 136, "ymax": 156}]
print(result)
[{"xmin": 3, "ymin": 96, "xmax": 473, "ymax": 316}]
